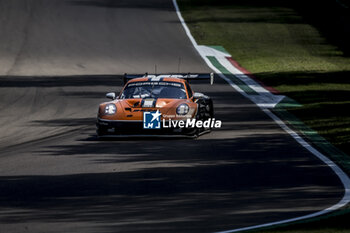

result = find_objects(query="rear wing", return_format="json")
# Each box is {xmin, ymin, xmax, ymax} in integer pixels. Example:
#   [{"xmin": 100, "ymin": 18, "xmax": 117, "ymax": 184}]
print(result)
[{"xmin": 123, "ymin": 73, "xmax": 214, "ymax": 85}]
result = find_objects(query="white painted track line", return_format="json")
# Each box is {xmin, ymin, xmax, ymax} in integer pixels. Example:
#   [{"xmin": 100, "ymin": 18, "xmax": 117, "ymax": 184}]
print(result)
[{"xmin": 172, "ymin": 0, "xmax": 350, "ymax": 232}]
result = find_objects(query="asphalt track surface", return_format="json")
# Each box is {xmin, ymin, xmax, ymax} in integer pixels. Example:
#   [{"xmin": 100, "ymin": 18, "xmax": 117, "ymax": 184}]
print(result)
[{"xmin": 0, "ymin": 0, "xmax": 345, "ymax": 232}]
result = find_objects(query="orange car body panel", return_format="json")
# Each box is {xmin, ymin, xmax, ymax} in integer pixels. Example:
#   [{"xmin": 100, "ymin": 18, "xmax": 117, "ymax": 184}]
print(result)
[{"xmin": 98, "ymin": 77, "xmax": 198, "ymax": 121}]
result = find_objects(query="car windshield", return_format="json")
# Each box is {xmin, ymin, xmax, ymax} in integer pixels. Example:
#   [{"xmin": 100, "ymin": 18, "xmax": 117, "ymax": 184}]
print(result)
[{"xmin": 120, "ymin": 81, "xmax": 187, "ymax": 99}]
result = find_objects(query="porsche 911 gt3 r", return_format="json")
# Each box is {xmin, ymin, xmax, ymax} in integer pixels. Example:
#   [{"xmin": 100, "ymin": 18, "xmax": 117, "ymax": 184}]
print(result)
[{"xmin": 96, "ymin": 73, "xmax": 214, "ymax": 137}]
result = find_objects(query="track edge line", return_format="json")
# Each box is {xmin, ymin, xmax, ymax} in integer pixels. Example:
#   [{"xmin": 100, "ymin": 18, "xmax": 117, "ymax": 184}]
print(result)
[{"xmin": 172, "ymin": 0, "xmax": 350, "ymax": 232}]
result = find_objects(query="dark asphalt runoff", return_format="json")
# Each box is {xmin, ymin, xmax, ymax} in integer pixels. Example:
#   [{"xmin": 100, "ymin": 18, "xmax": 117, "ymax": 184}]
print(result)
[{"xmin": 0, "ymin": 0, "xmax": 345, "ymax": 232}]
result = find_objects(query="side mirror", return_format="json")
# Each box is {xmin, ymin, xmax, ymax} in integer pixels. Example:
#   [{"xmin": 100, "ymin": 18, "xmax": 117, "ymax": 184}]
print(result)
[
  {"xmin": 106, "ymin": 92, "xmax": 116, "ymax": 100},
  {"xmin": 193, "ymin": 92, "xmax": 205, "ymax": 99}
]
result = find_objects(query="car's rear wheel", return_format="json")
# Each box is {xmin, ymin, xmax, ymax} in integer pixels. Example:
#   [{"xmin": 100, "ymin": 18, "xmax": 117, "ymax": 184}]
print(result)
[{"xmin": 194, "ymin": 98, "xmax": 214, "ymax": 136}]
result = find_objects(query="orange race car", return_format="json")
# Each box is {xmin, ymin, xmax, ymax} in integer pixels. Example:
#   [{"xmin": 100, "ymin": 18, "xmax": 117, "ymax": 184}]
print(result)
[{"xmin": 96, "ymin": 73, "xmax": 218, "ymax": 137}]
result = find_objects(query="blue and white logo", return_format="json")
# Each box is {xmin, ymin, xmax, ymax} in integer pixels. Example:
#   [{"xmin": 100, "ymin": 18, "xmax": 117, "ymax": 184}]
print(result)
[{"xmin": 143, "ymin": 110, "xmax": 161, "ymax": 129}]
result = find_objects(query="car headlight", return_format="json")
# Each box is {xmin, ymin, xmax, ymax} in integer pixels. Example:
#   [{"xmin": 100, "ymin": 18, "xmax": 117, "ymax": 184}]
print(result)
[
  {"xmin": 176, "ymin": 104, "xmax": 189, "ymax": 115},
  {"xmin": 104, "ymin": 103, "xmax": 117, "ymax": 115}
]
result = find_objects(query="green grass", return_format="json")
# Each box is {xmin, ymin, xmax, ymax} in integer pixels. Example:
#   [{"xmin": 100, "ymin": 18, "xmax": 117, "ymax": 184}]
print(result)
[
  {"xmin": 177, "ymin": 0, "xmax": 350, "ymax": 232},
  {"xmin": 252, "ymin": 209, "xmax": 350, "ymax": 233},
  {"xmin": 178, "ymin": 0, "xmax": 350, "ymax": 155}
]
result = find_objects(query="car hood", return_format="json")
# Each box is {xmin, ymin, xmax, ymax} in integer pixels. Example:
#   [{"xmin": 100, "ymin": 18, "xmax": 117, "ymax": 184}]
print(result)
[{"xmin": 99, "ymin": 98, "xmax": 197, "ymax": 121}]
